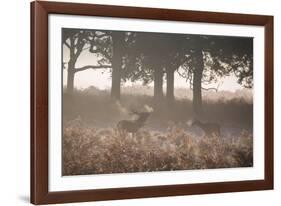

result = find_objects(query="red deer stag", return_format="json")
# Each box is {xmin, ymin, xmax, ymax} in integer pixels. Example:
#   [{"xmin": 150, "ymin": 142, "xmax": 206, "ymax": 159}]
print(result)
[
  {"xmin": 192, "ymin": 120, "xmax": 221, "ymax": 138},
  {"xmin": 117, "ymin": 106, "xmax": 153, "ymax": 137}
]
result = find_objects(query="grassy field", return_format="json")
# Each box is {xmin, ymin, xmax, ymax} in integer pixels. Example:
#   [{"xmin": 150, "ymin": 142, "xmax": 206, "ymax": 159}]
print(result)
[
  {"xmin": 63, "ymin": 120, "xmax": 253, "ymax": 175},
  {"xmin": 63, "ymin": 86, "xmax": 253, "ymax": 128},
  {"xmin": 62, "ymin": 87, "xmax": 253, "ymax": 175}
]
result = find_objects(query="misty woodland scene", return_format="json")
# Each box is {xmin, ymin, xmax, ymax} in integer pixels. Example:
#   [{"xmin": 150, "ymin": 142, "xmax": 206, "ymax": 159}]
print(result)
[{"xmin": 62, "ymin": 28, "xmax": 253, "ymax": 176}]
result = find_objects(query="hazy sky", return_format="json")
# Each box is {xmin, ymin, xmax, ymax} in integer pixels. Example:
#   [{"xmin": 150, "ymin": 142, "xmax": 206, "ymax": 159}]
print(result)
[{"xmin": 63, "ymin": 44, "xmax": 246, "ymax": 92}]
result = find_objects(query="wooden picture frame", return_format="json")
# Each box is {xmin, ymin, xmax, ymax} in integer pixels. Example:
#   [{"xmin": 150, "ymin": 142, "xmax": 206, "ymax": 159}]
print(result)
[{"xmin": 31, "ymin": 0, "xmax": 274, "ymax": 204}]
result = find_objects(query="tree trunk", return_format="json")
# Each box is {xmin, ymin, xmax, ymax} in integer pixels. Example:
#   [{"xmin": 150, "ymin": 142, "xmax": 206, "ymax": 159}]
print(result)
[
  {"xmin": 67, "ymin": 61, "xmax": 75, "ymax": 93},
  {"xmin": 154, "ymin": 66, "xmax": 164, "ymax": 102},
  {"xmin": 111, "ymin": 33, "xmax": 123, "ymax": 101},
  {"xmin": 166, "ymin": 68, "xmax": 175, "ymax": 104},
  {"xmin": 111, "ymin": 63, "xmax": 121, "ymax": 101},
  {"xmin": 193, "ymin": 50, "xmax": 204, "ymax": 114}
]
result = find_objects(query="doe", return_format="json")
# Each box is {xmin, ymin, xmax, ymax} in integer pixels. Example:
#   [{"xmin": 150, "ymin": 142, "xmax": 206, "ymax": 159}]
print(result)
[{"xmin": 192, "ymin": 119, "xmax": 221, "ymax": 138}]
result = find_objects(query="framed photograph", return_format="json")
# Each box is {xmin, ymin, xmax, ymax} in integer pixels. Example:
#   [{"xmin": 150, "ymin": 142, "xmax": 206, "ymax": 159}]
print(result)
[{"xmin": 31, "ymin": 1, "xmax": 274, "ymax": 204}]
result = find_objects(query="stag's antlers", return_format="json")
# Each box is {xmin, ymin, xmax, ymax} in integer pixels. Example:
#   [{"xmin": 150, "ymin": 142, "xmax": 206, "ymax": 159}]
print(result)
[{"xmin": 117, "ymin": 105, "xmax": 153, "ymax": 137}]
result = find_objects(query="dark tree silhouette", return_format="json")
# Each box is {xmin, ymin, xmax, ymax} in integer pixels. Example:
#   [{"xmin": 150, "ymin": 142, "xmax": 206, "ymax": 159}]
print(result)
[
  {"xmin": 110, "ymin": 32, "xmax": 126, "ymax": 100},
  {"xmin": 127, "ymin": 32, "xmax": 188, "ymax": 103},
  {"xmin": 88, "ymin": 31, "xmax": 134, "ymax": 101},
  {"xmin": 191, "ymin": 48, "xmax": 204, "ymax": 113},
  {"xmin": 62, "ymin": 29, "xmax": 111, "ymax": 93},
  {"xmin": 222, "ymin": 38, "xmax": 253, "ymax": 88},
  {"xmin": 63, "ymin": 28, "xmax": 253, "ymax": 114},
  {"xmin": 178, "ymin": 35, "xmax": 253, "ymax": 114},
  {"xmin": 63, "ymin": 29, "xmax": 87, "ymax": 93},
  {"xmin": 128, "ymin": 33, "xmax": 167, "ymax": 102},
  {"xmin": 162, "ymin": 35, "xmax": 188, "ymax": 104}
]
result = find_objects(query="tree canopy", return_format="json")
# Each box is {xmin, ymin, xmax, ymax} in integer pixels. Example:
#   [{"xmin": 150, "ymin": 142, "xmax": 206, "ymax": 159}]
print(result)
[{"xmin": 62, "ymin": 28, "xmax": 253, "ymax": 113}]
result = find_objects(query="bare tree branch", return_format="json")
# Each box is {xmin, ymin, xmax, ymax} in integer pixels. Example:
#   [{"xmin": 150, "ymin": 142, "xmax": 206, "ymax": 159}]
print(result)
[
  {"xmin": 75, "ymin": 65, "xmax": 112, "ymax": 73},
  {"xmin": 90, "ymin": 47, "xmax": 112, "ymax": 61},
  {"xmin": 82, "ymin": 46, "xmax": 91, "ymax": 51},
  {"xmin": 63, "ymin": 40, "xmax": 71, "ymax": 48}
]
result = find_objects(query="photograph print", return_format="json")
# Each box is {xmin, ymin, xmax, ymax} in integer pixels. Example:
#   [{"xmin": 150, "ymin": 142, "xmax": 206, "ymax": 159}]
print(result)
[{"xmin": 62, "ymin": 28, "xmax": 253, "ymax": 176}]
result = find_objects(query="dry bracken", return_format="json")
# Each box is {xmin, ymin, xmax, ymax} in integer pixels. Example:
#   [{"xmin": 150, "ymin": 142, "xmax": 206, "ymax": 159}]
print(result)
[{"xmin": 63, "ymin": 122, "xmax": 253, "ymax": 176}]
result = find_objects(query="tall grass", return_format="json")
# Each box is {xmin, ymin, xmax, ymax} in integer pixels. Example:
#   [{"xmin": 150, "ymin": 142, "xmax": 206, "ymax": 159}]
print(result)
[
  {"xmin": 62, "ymin": 87, "xmax": 253, "ymax": 175},
  {"xmin": 63, "ymin": 121, "xmax": 253, "ymax": 175}
]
